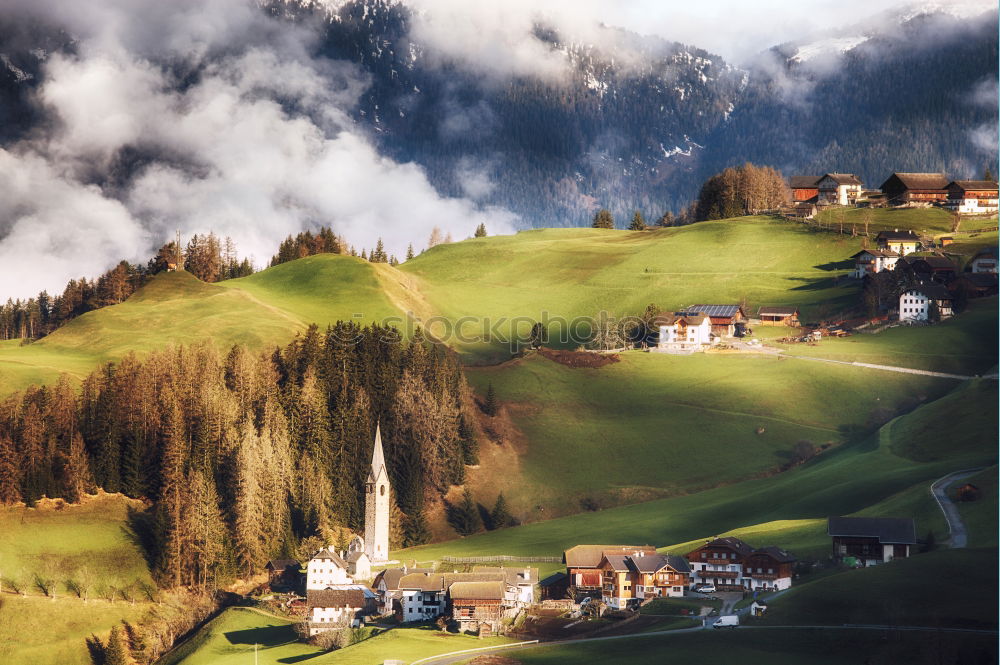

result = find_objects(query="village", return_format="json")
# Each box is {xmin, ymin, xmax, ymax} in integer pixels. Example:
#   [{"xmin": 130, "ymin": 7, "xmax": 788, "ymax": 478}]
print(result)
[{"xmin": 251, "ymin": 426, "xmax": 945, "ymax": 644}]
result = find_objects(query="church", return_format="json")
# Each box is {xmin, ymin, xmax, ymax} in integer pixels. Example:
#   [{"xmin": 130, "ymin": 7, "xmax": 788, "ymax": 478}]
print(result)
[{"xmin": 305, "ymin": 424, "xmax": 391, "ymax": 632}]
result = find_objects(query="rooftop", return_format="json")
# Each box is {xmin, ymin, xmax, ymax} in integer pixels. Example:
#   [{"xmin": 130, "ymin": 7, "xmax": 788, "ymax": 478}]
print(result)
[{"xmin": 827, "ymin": 516, "xmax": 917, "ymax": 545}]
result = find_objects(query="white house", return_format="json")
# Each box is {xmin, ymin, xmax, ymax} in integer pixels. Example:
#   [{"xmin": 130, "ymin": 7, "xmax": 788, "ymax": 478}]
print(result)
[
  {"xmin": 899, "ymin": 284, "xmax": 954, "ymax": 322},
  {"xmin": 947, "ymin": 180, "xmax": 999, "ymax": 214},
  {"xmin": 306, "ymin": 548, "xmax": 352, "ymax": 590},
  {"xmin": 685, "ymin": 538, "xmax": 795, "ymax": 594},
  {"xmin": 817, "ymin": 173, "xmax": 864, "ymax": 206},
  {"xmin": 373, "ymin": 566, "xmax": 434, "ymax": 615},
  {"xmin": 828, "ymin": 517, "xmax": 916, "ymax": 567},
  {"xmin": 471, "ymin": 566, "xmax": 537, "ymax": 606},
  {"xmin": 346, "ymin": 551, "xmax": 371, "ymax": 580},
  {"xmin": 970, "ymin": 247, "xmax": 998, "ymax": 274},
  {"xmin": 398, "ymin": 573, "xmax": 448, "ymax": 621},
  {"xmin": 307, "ymin": 587, "xmax": 374, "ymax": 633},
  {"xmin": 851, "ymin": 249, "xmax": 899, "ymax": 278},
  {"xmin": 654, "ymin": 312, "xmax": 713, "ymax": 351}
]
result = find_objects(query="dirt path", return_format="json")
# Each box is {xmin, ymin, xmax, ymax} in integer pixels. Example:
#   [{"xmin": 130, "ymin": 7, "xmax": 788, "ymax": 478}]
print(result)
[
  {"xmin": 781, "ymin": 354, "xmax": 976, "ymax": 380},
  {"xmin": 930, "ymin": 468, "xmax": 985, "ymax": 548}
]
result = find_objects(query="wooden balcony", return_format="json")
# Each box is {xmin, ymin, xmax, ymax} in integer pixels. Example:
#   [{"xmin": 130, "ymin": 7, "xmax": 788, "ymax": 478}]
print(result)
[
  {"xmin": 704, "ymin": 558, "xmax": 733, "ymax": 565},
  {"xmin": 697, "ymin": 570, "xmax": 738, "ymax": 579},
  {"xmin": 747, "ymin": 572, "xmax": 779, "ymax": 580}
]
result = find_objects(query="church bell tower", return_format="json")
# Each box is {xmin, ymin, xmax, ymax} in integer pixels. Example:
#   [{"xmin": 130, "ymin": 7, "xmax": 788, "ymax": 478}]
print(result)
[{"xmin": 364, "ymin": 423, "xmax": 390, "ymax": 563}]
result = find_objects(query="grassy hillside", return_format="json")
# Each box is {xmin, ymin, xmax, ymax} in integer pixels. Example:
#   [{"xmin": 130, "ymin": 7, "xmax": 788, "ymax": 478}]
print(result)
[
  {"xmin": 402, "ymin": 218, "xmax": 863, "ymax": 362},
  {"xmin": 462, "ymin": 351, "xmax": 955, "ymax": 516},
  {"xmin": 0, "ymin": 493, "xmax": 156, "ymax": 665},
  {"xmin": 503, "ymin": 628, "xmax": 997, "ymax": 665},
  {"xmin": 159, "ymin": 607, "xmax": 512, "ymax": 665},
  {"xmin": 777, "ymin": 297, "xmax": 998, "ymax": 374},
  {"xmin": 956, "ymin": 467, "xmax": 998, "ymax": 548},
  {"xmin": 755, "ymin": 548, "xmax": 998, "ymax": 629},
  {"xmin": 813, "ymin": 205, "xmax": 997, "ymax": 235},
  {"xmin": 399, "ymin": 378, "xmax": 996, "ymax": 561},
  {"xmin": 0, "ymin": 256, "xmax": 403, "ymax": 395}
]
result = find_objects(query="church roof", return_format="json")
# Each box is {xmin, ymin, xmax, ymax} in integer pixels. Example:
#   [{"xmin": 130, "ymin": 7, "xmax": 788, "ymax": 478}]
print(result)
[{"xmin": 367, "ymin": 422, "xmax": 387, "ymax": 484}]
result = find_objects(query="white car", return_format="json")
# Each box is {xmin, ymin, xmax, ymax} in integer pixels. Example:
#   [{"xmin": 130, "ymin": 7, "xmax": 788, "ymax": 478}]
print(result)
[{"xmin": 694, "ymin": 584, "xmax": 716, "ymax": 594}]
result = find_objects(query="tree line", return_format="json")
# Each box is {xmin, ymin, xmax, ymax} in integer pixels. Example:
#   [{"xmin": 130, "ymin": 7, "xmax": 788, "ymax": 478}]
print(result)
[
  {"xmin": 0, "ymin": 233, "xmax": 253, "ymax": 342},
  {"xmin": 0, "ymin": 322, "xmax": 479, "ymax": 587}
]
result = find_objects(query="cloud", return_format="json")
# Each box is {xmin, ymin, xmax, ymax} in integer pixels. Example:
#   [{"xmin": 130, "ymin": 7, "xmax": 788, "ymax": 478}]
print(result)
[{"xmin": 0, "ymin": 0, "xmax": 518, "ymax": 299}]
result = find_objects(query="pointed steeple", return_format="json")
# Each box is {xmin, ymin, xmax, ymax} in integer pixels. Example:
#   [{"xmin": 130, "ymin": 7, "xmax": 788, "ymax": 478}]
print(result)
[{"xmin": 367, "ymin": 422, "xmax": 386, "ymax": 484}]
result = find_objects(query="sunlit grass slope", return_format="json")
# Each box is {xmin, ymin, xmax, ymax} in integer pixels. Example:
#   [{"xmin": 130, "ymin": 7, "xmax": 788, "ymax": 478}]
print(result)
[
  {"xmin": 402, "ymin": 218, "xmax": 863, "ymax": 361},
  {"xmin": 0, "ymin": 256, "xmax": 403, "ymax": 395},
  {"xmin": 462, "ymin": 351, "xmax": 955, "ymax": 515},
  {"xmin": 398, "ymin": 379, "xmax": 997, "ymax": 561}
]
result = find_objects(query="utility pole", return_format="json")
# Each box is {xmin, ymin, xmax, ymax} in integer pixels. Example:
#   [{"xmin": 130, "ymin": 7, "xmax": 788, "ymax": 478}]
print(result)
[{"xmin": 175, "ymin": 229, "xmax": 182, "ymax": 269}]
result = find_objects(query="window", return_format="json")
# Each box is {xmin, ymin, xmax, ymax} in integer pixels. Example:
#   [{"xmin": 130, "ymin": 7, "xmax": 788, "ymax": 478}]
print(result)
[
  {"xmin": 701, "ymin": 553, "xmax": 706, "ymax": 560},
  {"xmin": 768, "ymin": 568, "xmax": 774, "ymax": 574}
]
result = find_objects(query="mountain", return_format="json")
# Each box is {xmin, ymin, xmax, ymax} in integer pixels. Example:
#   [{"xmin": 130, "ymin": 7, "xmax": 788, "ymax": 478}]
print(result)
[{"xmin": 0, "ymin": 0, "xmax": 996, "ymax": 231}]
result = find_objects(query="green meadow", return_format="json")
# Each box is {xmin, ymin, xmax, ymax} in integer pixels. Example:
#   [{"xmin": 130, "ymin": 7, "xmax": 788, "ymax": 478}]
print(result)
[
  {"xmin": 398, "ymin": 379, "xmax": 997, "ymax": 562},
  {"xmin": 813, "ymin": 205, "xmax": 997, "ymax": 235},
  {"xmin": 0, "ymin": 493, "xmax": 157, "ymax": 665},
  {"xmin": 401, "ymin": 218, "xmax": 863, "ymax": 361},
  {"xmin": 500, "ymin": 627, "xmax": 997, "ymax": 665},
  {"xmin": 462, "ymin": 350, "xmax": 957, "ymax": 515},
  {"xmin": 159, "ymin": 607, "xmax": 512, "ymax": 665}
]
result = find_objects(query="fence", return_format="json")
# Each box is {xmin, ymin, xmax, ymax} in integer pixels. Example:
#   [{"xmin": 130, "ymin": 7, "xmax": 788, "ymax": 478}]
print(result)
[{"xmin": 441, "ymin": 555, "xmax": 562, "ymax": 563}]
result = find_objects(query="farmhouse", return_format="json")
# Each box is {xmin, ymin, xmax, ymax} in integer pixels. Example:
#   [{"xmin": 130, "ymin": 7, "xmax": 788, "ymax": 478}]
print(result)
[
  {"xmin": 563, "ymin": 544, "xmax": 656, "ymax": 598},
  {"xmin": 306, "ymin": 548, "xmax": 351, "ymax": 590},
  {"xmin": 372, "ymin": 566, "xmax": 434, "ymax": 616},
  {"xmin": 899, "ymin": 283, "xmax": 954, "ymax": 322},
  {"xmin": 449, "ymin": 581, "xmax": 516, "ymax": 635},
  {"xmin": 951, "ymin": 272, "xmax": 998, "ymax": 299},
  {"xmin": 686, "ymin": 537, "xmax": 795, "ymax": 592},
  {"xmin": 597, "ymin": 552, "xmax": 690, "ymax": 609},
  {"xmin": 653, "ymin": 311, "xmax": 713, "ymax": 351},
  {"xmin": 687, "ymin": 304, "xmax": 746, "ymax": 337},
  {"xmin": 970, "ymin": 247, "xmax": 998, "ymax": 274},
  {"xmin": 346, "ymin": 551, "xmax": 371, "ymax": 580},
  {"xmin": 472, "ymin": 566, "xmax": 538, "ymax": 605},
  {"xmin": 306, "ymin": 587, "xmax": 374, "ymax": 634},
  {"xmin": 789, "ymin": 175, "xmax": 820, "ymax": 202},
  {"xmin": 539, "ymin": 572, "xmax": 570, "ymax": 600},
  {"xmin": 851, "ymin": 249, "xmax": 900, "ymax": 277},
  {"xmin": 265, "ymin": 559, "xmax": 301, "ymax": 589},
  {"xmin": 906, "ymin": 255, "xmax": 957, "ymax": 283},
  {"xmin": 757, "ymin": 306, "xmax": 800, "ymax": 326},
  {"xmin": 880, "ymin": 172, "xmax": 950, "ymax": 206},
  {"xmin": 817, "ymin": 173, "xmax": 864, "ymax": 206},
  {"xmin": 946, "ymin": 180, "xmax": 999, "ymax": 214},
  {"xmin": 396, "ymin": 571, "xmax": 530, "ymax": 623},
  {"xmin": 828, "ymin": 516, "xmax": 916, "ymax": 566},
  {"xmin": 875, "ymin": 230, "xmax": 920, "ymax": 256}
]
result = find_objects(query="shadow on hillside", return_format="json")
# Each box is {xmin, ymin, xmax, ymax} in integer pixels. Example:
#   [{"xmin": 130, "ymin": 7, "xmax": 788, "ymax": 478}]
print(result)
[
  {"xmin": 278, "ymin": 653, "xmax": 328, "ymax": 664},
  {"xmin": 224, "ymin": 623, "xmax": 298, "ymax": 646},
  {"xmin": 813, "ymin": 259, "xmax": 854, "ymax": 271},
  {"xmin": 122, "ymin": 505, "xmax": 158, "ymax": 572}
]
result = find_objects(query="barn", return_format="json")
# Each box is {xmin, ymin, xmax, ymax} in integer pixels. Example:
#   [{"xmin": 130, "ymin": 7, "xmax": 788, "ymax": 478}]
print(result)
[{"xmin": 757, "ymin": 307, "xmax": 800, "ymax": 327}]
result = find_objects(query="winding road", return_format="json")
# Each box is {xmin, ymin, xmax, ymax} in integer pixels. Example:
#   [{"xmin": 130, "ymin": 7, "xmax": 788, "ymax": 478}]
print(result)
[{"xmin": 930, "ymin": 468, "xmax": 985, "ymax": 548}]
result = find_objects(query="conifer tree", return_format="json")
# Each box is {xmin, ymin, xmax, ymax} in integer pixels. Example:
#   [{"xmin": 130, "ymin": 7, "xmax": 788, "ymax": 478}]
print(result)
[
  {"xmin": 0, "ymin": 435, "xmax": 21, "ymax": 504},
  {"xmin": 406, "ymin": 243, "xmax": 415, "ymax": 261},
  {"xmin": 628, "ymin": 211, "xmax": 647, "ymax": 231},
  {"xmin": 154, "ymin": 395, "xmax": 186, "ymax": 587},
  {"xmin": 490, "ymin": 493, "xmax": 513, "ymax": 529},
  {"xmin": 233, "ymin": 421, "xmax": 265, "ymax": 575},
  {"xmin": 185, "ymin": 468, "xmax": 225, "ymax": 588},
  {"xmin": 451, "ymin": 488, "xmax": 483, "ymax": 535},
  {"xmin": 474, "ymin": 223, "xmax": 487, "ymax": 238},
  {"xmin": 483, "ymin": 384, "xmax": 498, "ymax": 416},
  {"xmin": 62, "ymin": 432, "xmax": 92, "ymax": 503},
  {"xmin": 103, "ymin": 625, "xmax": 134, "ymax": 665},
  {"xmin": 592, "ymin": 209, "xmax": 615, "ymax": 229}
]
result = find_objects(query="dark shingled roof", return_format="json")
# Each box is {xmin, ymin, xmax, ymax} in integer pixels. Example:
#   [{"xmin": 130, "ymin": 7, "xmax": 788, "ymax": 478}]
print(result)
[
  {"xmin": 373, "ymin": 567, "xmax": 434, "ymax": 591},
  {"xmin": 851, "ymin": 249, "xmax": 900, "ymax": 259},
  {"xmin": 307, "ymin": 588, "xmax": 365, "ymax": 608},
  {"xmin": 653, "ymin": 312, "xmax": 709, "ymax": 326},
  {"xmin": 908, "ymin": 283, "xmax": 953, "ymax": 301},
  {"xmin": 884, "ymin": 173, "xmax": 950, "ymax": 191},
  {"xmin": 752, "ymin": 546, "xmax": 797, "ymax": 564},
  {"xmin": 600, "ymin": 552, "xmax": 691, "ymax": 574},
  {"xmin": 827, "ymin": 517, "xmax": 916, "ymax": 545},
  {"xmin": 876, "ymin": 230, "xmax": 919, "ymax": 242},
  {"xmin": 908, "ymin": 256, "xmax": 955, "ymax": 270},
  {"xmin": 820, "ymin": 173, "xmax": 863, "ymax": 186},
  {"xmin": 790, "ymin": 175, "xmax": 821, "ymax": 188},
  {"xmin": 949, "ymin": 180, "xmax": 998, "ymax": 192},
  {"xmin": 266, "ymin": 559, "xmax": 300, "ymax": 571},
  {"xmin": 701, "ymin": 537, "xmax": 756, "ymax": 558},
  {"xmin": 959, "ymin": 273, "xmax": 998, "ymax": 288},
  {"xmin": 539, "ymin": 571, "xmax": 568, "ymax": 587},
  {"xmin": 973, "ymin": 247, "xmax": 998, "ymax": 261}
]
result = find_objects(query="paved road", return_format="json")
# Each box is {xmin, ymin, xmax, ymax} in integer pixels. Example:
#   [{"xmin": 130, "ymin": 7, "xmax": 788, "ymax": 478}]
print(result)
[
  {"xmin": 930, "ymin": 468, "xmax": 985, "ymax": 548},
  {"xmin": 417, "ymin": 623, "xmax": 999, "ymax": 664},
  {"xmin": 783, "ymin": 354, "xmax": 975, "ymax": 380}
]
